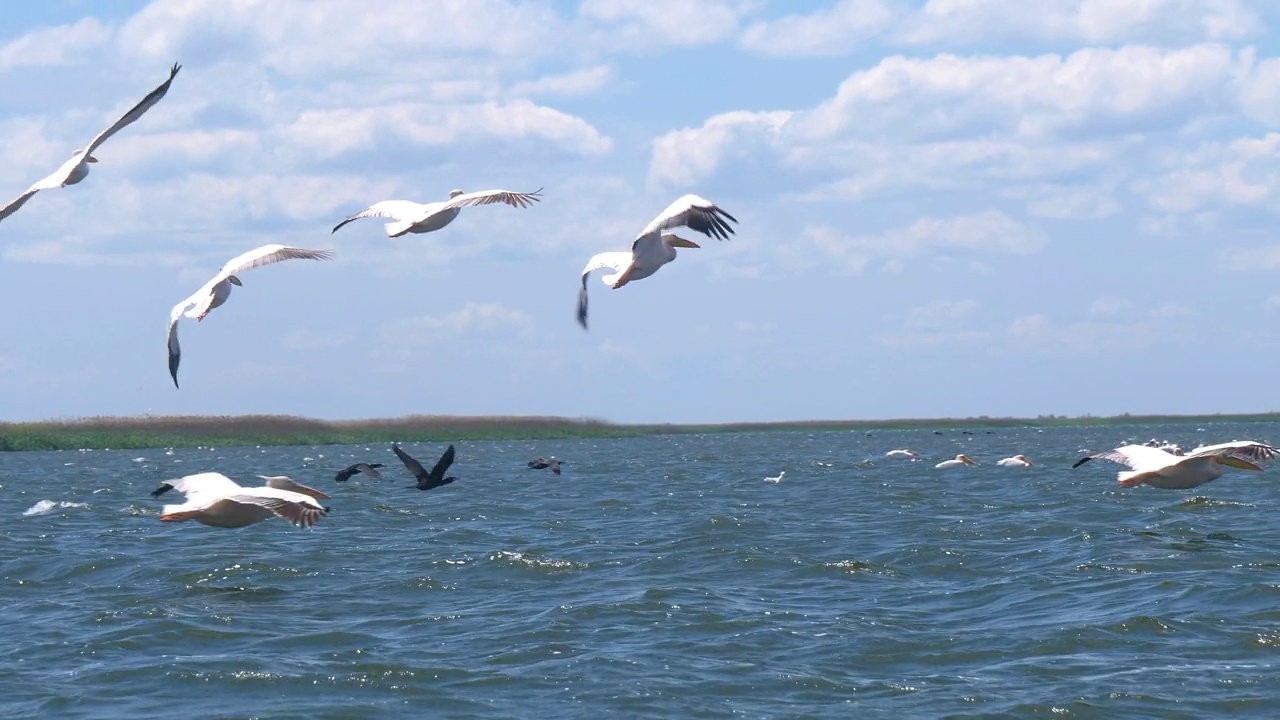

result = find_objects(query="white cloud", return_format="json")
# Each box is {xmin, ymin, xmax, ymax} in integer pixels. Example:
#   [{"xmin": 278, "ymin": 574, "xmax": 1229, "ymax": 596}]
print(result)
[
  {"xmin": 740, "ymin": 0, "xmax": 899, "ymax": 57},
  {"xmin": 906, "ymin": 299, "xmax": 980, "ymax": 328},
  {"xmin": 649, "ymin": 110, "xmax": 789, "ymax": 188},
  {"xmin": 280, "ymin": 328, "xmax": 356, "ymax": 351},
  {"xmin": 1220, "ymin": 244, "xmax": 1280, "ymax": 271},
  {"xmin": 510, "ymin": 65, "xmax": 615, "ymax": 98},
  {"xmin": 1137, "ymin": 132, "xmax": 1280, "ymax": 214},
  {"xmin": 0, "ymin": 17, "xmax": 112, "ymax": 71},
  {"xmin": 898, "ymin": 0, "xmax": 1261, "ymax": 46},
  {"xmin": 1006, "ymin": 300, "xmax": 1195, "ymax": 355},
  {"xmin": 1002, "ymin": 182, "xmax": 1122, "ymax": 220},
  {"xmin": 579, "ymin": 0, "xmax": 756, "ymax": 47},
  {"xmin": 805, "ymin": 210, "xmax": 1046, "ymax": 274},
  {"xmin": 1088, "ymin": 297, "xmax": 1133, "ymax": 316},
  {"xmin": 370, "ymin": 302, "xmax": 532, "ymax": 370}
]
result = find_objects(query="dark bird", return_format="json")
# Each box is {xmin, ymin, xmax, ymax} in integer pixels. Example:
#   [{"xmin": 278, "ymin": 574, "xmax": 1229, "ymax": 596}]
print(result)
[
  {"xmin": 393, "ymin": 443, "xmax": 457, "ymax": 490},
  {"xmin": 527, "ymin": 456, "xmax": 563, "ymax": 475},
  {"xmin": 334, "ymin": 462, "xmax": 384, "ymax": 482}
]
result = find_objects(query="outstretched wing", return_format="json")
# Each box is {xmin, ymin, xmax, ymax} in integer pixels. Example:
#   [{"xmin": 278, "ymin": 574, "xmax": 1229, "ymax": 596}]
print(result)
[
  {"xmin": 151, "ymin": 472, "xmax": 241, "ymax": 499},
  {"xmin": 441, "ymin": 188, "xmax": 542, "ymax": 211},
  {"xmin": 331, "ymin": 200, "xmax": 426, "ymax": 233},
  {"xmin": 0, "ymin": 188, "xmax": 40, "ymax": 223},
  {"xmin": 638, "ymin": 194, "xmax": 737, "ymax": 241},
  {"xmin": 1188, "ymin": 440, "xmax": 1280, "ymax": 463},
  {"xmin": 226, "ymin": 491, "xmax": 326, "ymax": 528},
  {"xmin": 576, "ymin": 251, "xmax": 633, "ymax": 329},
  {"xmin": 428, "ymin": 444, "xmax": 456, "ymax": 482},
  {"xmin": 208, "ymin": 244, "xmax": 334, "ymax": 286},
  {"xmin": 84, "ymin": 63, "xmax": 181, "ymax": 157},
  {"xmin": 393, "ymin": 443, "xmax": 428, "ymax": 480},
  {"xmin": 1072, "ymin": 445, "xmax": 1174, "ymax": 470}
]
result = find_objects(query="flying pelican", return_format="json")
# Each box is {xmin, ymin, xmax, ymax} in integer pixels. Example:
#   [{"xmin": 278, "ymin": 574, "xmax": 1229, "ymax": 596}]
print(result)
[
  {"xmin": 576, "ymin": 194, "xmax": 737, "ymax": 329},
  {"xmin": 764, "ymin": 470, "xmax": 785, "ymax": 483},
  {"xmin": 528, "ymin": 456, "xmax": 563, "ymax": 475},
  {"xmin": 0, "ymin": 63, "xmax": 181, "ymax": 225},
  {"xmin": 150, "ymin": 473, "xmax": 330, "ymax": 528},
  {"xmin": 936, "ymin": 454, "xmax": 977, "ymax": 469},
  {"xmin": 332, "ymin": 187, "xmax": 542, "ymax": 237},
  {"xmin": 393, "ymin": 443, "xmax": 457, "ymax": 491},
  {"xmin": 996, "ymin": 454, "xmax": 1033, "ymax": 467},
  {"xmin": 1073, "ymin": 440, "xmax": 1279, "ymax": 489},
  {"xmin": 885, "ymin": 449, "xmax": 919, "ymax": 459},
  {"xmin": 335, "ymin": 462, "xmax": 384, "ymax": 482},
  {"xmin": 167, "ymin": 244, "xmax": 334, "ymax": 388}
]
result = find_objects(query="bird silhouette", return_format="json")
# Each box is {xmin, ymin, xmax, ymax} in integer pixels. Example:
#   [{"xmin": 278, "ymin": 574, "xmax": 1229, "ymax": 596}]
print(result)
[{"xmin": 393, "ymin": 443, "xmax": 457, "ymax": 490}]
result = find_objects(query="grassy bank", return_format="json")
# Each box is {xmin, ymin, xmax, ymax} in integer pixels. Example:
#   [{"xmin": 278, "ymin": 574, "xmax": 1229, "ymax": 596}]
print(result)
[{"xmin": 0, "ymin": 412, "xmax": 1278, "ymax": 452}]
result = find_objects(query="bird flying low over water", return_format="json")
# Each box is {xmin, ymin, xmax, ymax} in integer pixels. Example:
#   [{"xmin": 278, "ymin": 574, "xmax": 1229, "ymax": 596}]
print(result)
[
  {"xmin": 1072, "ymin": 440, "xmax": 1279, "ymax": 489},
  {"xmin": 150, "ymin": 473, "xmax": 330, "ymax": 528},
  {"xmin": 997, "ymin": 454, "xmax": 1033, "ymax": 467},
  {"xmin": 764, "ymin": 470, "xmax": 785, "ymax": 483},
  {"xmin": 167, "ymin": 244, "xmax": 334, "ymax": 388},
  {"xmin": 335, "ymin": 462, "xmax": 383, "ymax": 483},
  {"xmin": 576, "ymin": 194, "xmax": 737, "ymax": 329},
  {"xmin": 332, "ymin": 188, "xmax": 542, "ymax": 237},
  {"xmin": 936, "ymin": 454, "xmax": 977, "ymax": 469},
  {"xmin": 528, "ymin": 456, "xmax": 563, "ymax": 475},
  {"xmin": 0, "ymin": 63, "xmax": 181, "ymax": 225},
  {"xmin": 885, "ymin": 449, "xmax": 919, "ymax": 459},
  {"xmin": 393, "ymin": 443, "xmax": 457, "ymax": 491}
]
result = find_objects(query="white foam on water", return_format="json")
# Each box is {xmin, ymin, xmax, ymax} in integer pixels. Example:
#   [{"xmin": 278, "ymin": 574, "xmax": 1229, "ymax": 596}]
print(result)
[{"xmin": 23, "ymin": 500, "xmax": 90, "ymax": 517}]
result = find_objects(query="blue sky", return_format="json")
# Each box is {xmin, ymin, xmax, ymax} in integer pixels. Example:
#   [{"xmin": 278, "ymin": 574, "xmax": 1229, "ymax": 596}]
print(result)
[{"xmin": 3, "ymin": 0, "xmax": 1280, "ymax": 424}]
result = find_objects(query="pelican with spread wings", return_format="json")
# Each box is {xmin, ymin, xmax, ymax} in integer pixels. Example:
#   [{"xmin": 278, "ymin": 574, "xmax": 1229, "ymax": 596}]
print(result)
[
  {"xmin": 576, "ymin": 194, "xmax": 737, "ymax": 329},
  {"xmin": 0, "ymin": 63, "xmax": 181, "ymax": 225},
  {"xmin": 332, "ymin": 187, "xmax": 542, "ymax": 237},
  {"xmin": 1072, "ymin": 440, "xmax": 1279, "ymax": 489},
  {"xmin": 167, "ymin": 244, "xmax": 334, "ymax": 388},
  {"xmin": 150, "ymin": 473, "xmax": 330, "ymax": 529}
]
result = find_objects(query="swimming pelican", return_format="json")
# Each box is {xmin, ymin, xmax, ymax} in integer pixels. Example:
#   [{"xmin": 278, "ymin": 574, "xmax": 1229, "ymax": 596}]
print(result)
[
  {"xmin": 335, "ymin": 462, "xmax": 384, "ymax": 482},
  {"xmin": 528, "ymin": 456, "xmax": 563, "ymax": 475},
  {"xmin": 150, "ymin": 473, "xmax": 330, "ymax": 528},
  {"xmin": 996, "ymin": 454, "xmax": 1033, "ymax": 467},
  {"xmin": 393, "ymin": 443, "xmax": 457, "ymax": 491},
  {"xmin": 936, "ymin": 454, "xmax": 977, "ymax": 469},
  {"xmin": 576, "ymin": 194, "xmax": 737, "ymax": 329},
  {"xmin": 332, "ymin": 188, "xmax": 542, "ymax": 237},
  {"xmin": 0, "ymin": 64, "xmax": 181, "ymax": 225},
  {"xmin": 167, "ymin": 244, "xmax": 334, "ymax": 388},
  {"xmin": 1072, "ymin": 440, "xmax": 1279, "ymax": 489},
  {"xmin": 885, "ymin": 449, "xmax": 919, "ymax": 459},
  {"xmin": 763, "ymin": 470, "xmax": 785, "ymax": 483}
]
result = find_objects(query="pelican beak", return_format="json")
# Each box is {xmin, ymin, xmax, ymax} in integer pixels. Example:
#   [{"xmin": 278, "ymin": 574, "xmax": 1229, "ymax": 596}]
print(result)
[
  {"xmin": 1221, "ymin": 456, "xmax": 1263, "ymax": 471},
  {"xmin": 86, "ymin": 155, "xmax": 98, "ymax": 163},
  {"xmin": 668, "ymin": 238, "xmax": 700, "ymax": 249},
  {"xmin": 963, "ymin": 456, "xmax": 977, "ymax": 465},
  {"xmin": 229, "ymin": 275, "xmax": 243, "ymax": 286}
]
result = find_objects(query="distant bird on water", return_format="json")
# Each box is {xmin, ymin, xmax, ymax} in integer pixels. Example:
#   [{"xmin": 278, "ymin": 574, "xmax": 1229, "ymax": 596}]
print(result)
[
  {"xmin": 150, "ymin": 473, "xmax": 330, "ymax": 528},
  {"xmin": 996, "ymin": 454, "xmax": 1033, "ymax": 467},
  {"xmin": 936, "ymin": 454, "xmax": 977, "ymax": 469},
  {"xmin": 335, "ymin": 462, "xmax": 384, "ymax": 482},
  {"xmin": 528, "ymin": 456, "xmax": 563, "ymax": 475},
  {"xmin": 885, "ymin": 449, "xmax": 919, "ymax": 459},
  {"xmin": 763, "ymin": 470, "xmax": 785, "ymax": 483},
  {"xmin": 0, "ymin": 63, "xmax": 181, "ymax": 225},
  {"xmin": 1072, "ymin": 440, "xmax": 1278, "ymax": 489},
  {"xmin": 332, "ymin": 187, "xmax": 542, "ymax": 237},
  {"xmin": 577, "ymin": 194, "xmax": 737, "ymax": 329},
  {"xmin": 167, "ymin": 244, "xmax": 334, "ymax": 388},
  {"xmin": 393, "ymin": 443, "xmax": 457, "ymax": 491}
]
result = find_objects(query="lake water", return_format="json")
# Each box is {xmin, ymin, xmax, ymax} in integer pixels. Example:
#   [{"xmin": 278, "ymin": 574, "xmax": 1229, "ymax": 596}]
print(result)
[{"xmin": 3, "ymin": 423, "xmax": 1280, "ymax": 718}]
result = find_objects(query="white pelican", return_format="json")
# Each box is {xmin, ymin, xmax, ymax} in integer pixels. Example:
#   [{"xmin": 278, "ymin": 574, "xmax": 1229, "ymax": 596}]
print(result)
[
  {"xmin": 885, "ymin": 449, "xmax": 919, "ymax": 459},
  {"xmin": 996, "ymin": 454, "xmax": 1033, "ymax": 467},
  {"xmin": 576, "ymin": 194, "xmax": 737, "ymax": 329},
  {"xmin": 167, "ymin": 244, "xmax": 334, "ymax": 388},
  {"xmin": 1072, "ymin": 440, "xmax": 1279, "ymax": 489},
  {"xmin": 764, "ymin": 470, "xmax": 785, "ymax": 483},
  {"xmin": 936, "ymin": 454, "xmax": 977, "ymax": 469},
  {"xmin": 332, "ymin": 187, "xmax": 542, "ymax": 237},
  {"xmin": 150, "ymin": 473, "xmax": 330, "ymax": 528},
  {"xmin": 0, "ymin": 63, "xmax": 180, "ymax": 225}
]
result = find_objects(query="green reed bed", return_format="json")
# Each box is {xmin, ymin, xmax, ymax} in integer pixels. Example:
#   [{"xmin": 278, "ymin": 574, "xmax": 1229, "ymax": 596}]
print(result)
[{"xmin": 0, "ymin": 412, "xmax": 1277, "ymax": 452}]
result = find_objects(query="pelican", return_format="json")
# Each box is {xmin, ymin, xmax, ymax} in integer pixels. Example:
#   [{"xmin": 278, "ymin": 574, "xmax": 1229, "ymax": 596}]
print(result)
[
  {"xmin": 0, "ymin": 63, "xmax": 181, "ymax": 225},
  {"xmin": 885, "ymin": 449, "xmax": 919, "ymax": 459},
  {"xmin": 936, "ymin": 454, "xmax": 977, "ymax": 469},
  {"xmin": 996, "ymin": 454, "xmax": 1033, "ymax": 467},
  {"xmin": 764, "ymin": 470, "xmax": 785, "ymax": 483},
  {"xmin": 1073, "ymin": 440, "xmax": 1279, "ymax": 489},
  {"xmin": 576, "ymin": 194, "xmax": 737, "ymax": 329},
  {"xmin": 528, "ymin": 456, "xmax": 563, "ymax": 475},
  {"xmin": 150, "ymin": 473, "xmax": 330, "ymax": 528},
  {"xmin": 332, "ymin": 187, "xmax": 542, "ymax": 237},
  {"xmin": 167, "ymin": 244, "xmax": 334, "ymax": 388},
  {"xmin": 393, "ymin": 443, "xmax": 457, "ymax": 491},
  {"xmin": 335, "ymin": 462, "xmax": 383, "ymax": 482}
]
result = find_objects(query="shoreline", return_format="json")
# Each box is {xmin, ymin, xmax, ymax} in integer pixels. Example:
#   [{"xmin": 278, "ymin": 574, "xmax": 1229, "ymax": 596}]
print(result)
[{"xmin": 1, "ymin": 412, "xmax": 1278, "ymax": 452}]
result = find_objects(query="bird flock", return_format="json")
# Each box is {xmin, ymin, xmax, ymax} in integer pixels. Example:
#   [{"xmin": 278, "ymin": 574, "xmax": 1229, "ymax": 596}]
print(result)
[{"xmin": 0, "ymin": 63, "xmax": 739, "ymax": 388}]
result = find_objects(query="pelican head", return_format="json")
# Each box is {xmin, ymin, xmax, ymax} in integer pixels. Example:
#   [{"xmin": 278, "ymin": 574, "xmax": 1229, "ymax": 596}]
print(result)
[
  {"xmin": 958, "ymin": 454, "xmax": 977, "ymax": 465},
  {"xmin": 229, "ymin": 275, "xmax": 243, "ymax": 286},
  {"xmin": 1220, "ymin": 456, "xmax": 1263, "ymax": 471},
  {"xmin": 71, "ymin": 148, "xmax": 98, "ymax": 163},
  {"xmin": 1014, "ymin": 454, "xmax": 1032, "ymax": 466},
  {"xmin": 449, "ymin": 189, "xmax": 465, "ymax": 198},
  {"xmin": 666, "ymin": 236, "xmax": 700, "ymax": 249}
]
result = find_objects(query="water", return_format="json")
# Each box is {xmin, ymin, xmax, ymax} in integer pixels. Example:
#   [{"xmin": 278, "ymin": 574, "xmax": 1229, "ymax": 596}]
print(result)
[{"xmin": 3, "ymin": 423, "xmax": 1280, "ymax": 718}]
